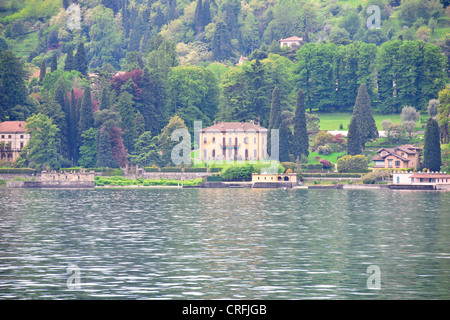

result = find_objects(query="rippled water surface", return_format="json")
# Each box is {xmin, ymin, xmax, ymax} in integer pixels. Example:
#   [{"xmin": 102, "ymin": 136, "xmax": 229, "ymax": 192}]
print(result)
[{"xmin": 0, "ymin": 188, "xmax": 449, "ymax": 299}]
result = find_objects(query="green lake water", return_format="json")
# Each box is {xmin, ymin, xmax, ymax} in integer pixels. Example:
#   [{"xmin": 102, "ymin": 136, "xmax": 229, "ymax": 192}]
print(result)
[{"xmin": 0, "ymin": 188, "xmax": 449, "ymax": 299}]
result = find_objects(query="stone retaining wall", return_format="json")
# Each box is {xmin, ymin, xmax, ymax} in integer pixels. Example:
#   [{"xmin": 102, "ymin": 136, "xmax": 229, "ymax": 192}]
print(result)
[{"xmin": 6, "ymin": 181, "xmax": 94, "ymax": 188}]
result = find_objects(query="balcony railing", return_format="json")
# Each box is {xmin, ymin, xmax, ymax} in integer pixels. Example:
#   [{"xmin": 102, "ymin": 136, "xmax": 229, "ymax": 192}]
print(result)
[{"xmin": 220, "ymin": 143, "xmax": 240, "ymax": 149}]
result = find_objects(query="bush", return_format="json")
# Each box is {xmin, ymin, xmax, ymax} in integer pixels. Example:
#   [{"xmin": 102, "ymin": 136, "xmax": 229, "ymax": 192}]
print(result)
[
  {"xmin": 362, "ymin": 173, "xmax": 376, "ymax": 184},
  {"xmin": 222, "ymin": 164, "xmax": 256, "ymax": 181},
  {"xmin": 160, "ymin": 167, "xmax": 182, "ymax": 172},
  {"xmin": 319, "ymin": 159, "xmax": 333, "ymax": 169},
  {"xmin": 318, "ymin": 145, "xmax": 332, "ymax": 155},
  {"xmin": 337, "ymin": 155, "xmax": 368, "ymax": 173}
]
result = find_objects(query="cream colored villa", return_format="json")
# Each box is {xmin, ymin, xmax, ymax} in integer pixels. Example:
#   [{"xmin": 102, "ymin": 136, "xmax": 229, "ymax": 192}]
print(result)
[
  {"xmin": 199, "ymin": 121, "xmax": 268, "ymax": 161},
  {"xmin": 0, "ymin": 121, "xmax": 30, "ymax": 162}
]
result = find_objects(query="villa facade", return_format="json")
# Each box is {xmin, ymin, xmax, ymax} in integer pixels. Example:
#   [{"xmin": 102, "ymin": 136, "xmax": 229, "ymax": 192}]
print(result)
[
  {"xmin": 0, "ymin": 121, "xmax": 30, "ymax": 162},
  {"xmin": 372, "ymin": 145, "xmax": 421, "ymax": 169},
  {"xmin": 198, "ymin": 121, "xmax": 268, "ymax": 161}
]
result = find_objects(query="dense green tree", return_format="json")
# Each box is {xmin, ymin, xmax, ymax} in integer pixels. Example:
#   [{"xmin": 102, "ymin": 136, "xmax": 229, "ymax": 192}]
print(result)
[
  {"xmin": 352, "ymin": 83, "xmax": 378, "ymax": 149},
  {"xmin": 51, "ymin": 53, "xmax": 57, "ymax": 72},
  {"xmin": 39, "ymin": 59, "xmax": 46, "ymax": 83},
  {"xmin": 168, "ymin": 65, "xmax": 220, "ymax": 132},
  {"xmin": 78, "ymin": 87, "xmax": 94, "ymax": 147},
  {"xmin": 212, "ymin": 21, "xmax": 233, "ymax": 61},
  {"xmin": 347, "ymin": 115, "xmax": 362, "ymax": 156},
  {"xmin": 157, "ymin": 115, "xmax": 188, "ymax": 166},
  {"xmin": 74, "ymin": 42, "xmax": 88, "ymax": 75},
  {"xmin": 78, "ymin": 127, "xmax": 97, "ymax": 168},
  {"xmin": 129, "ymin": 131, "xmax": 163, "ymax": 167},
  {"xmin": 17, "ymin": 113, "xmax": 62, "ymax": 169},
  {"xmin": 96, "ymin": 127, "xmax": 118, "ymax": 168},
  {"xmin": 37, "ymin": 91, "xmax": 69, "ymax": 158},
  {"xmin": 292, "ymin": 89, "xmax": 309, "ymax": 159},
  {"xmin": 194, "ymin": 0, "xmax": 203, "ymax": 33},
  {"xmin": 64, "ymin": 45, "xmax": 74, "ymax": 71},
  {"xmin": 114, "ymin": 79, "xmax": 137, "ymax": 152},
  {"xmin": 438, "ymin": 88, "xmax": 450, "ymax": 144},
  {"xmin": 88, "ymin": 5, "xmax": 122, "ymax": 69},
  {"xmin": 0, "ymin": 50, "xmax": 28, "ymax": 120},
  {"xmin": 423, "ymin": 117, "xmax": 442, "ymax": 171}
]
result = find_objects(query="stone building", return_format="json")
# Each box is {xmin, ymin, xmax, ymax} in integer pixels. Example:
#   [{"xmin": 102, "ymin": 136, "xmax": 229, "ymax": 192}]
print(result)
[
  {"xmin": 198, "ymin": 121, "xmax": 268, "ymax": 162},
  {"xmin": 0, "ymin": 121, "xmax": 30, "ymax": 162}
]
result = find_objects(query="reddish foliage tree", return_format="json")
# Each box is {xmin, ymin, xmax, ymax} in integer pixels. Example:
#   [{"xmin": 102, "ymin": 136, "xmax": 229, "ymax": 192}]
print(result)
[
  {"xmin": 333, "ymin": 133, "xmax": 346, "ymax": 144},
  {"xmin": 110, "ymin": 69, "xmax": 143, "ymax": 100},
  {"xmin": 109, "ymin": 126, "xmax": 129, "ymax": 167},
  {"xmin": 319, "ymin": 159, "xmax": 333, "ymax": 169}
]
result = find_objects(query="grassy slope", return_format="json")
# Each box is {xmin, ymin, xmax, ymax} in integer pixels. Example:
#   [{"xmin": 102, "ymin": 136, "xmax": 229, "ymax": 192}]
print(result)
[{"xmin": 316, "ymin": 113, "xmax": 429, "ymax": 131}]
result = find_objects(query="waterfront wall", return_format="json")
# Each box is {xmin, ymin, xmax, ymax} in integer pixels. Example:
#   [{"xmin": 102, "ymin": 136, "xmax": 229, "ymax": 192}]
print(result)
[
  {"xmin": 6, "ymin": 180, "xmax": 94, "ymax": 188},
  {"xmin": 126, "ymin": 172, "xmax": 214, "ymax": 180}
]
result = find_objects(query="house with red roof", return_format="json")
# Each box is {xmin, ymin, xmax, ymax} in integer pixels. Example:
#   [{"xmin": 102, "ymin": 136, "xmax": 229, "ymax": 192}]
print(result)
[
  {"xmin": 0, "ymin": 121, "xmax": 30, "ymax": 162},
  {"xmin": 199, "ymin": 121, "xmax": 268, "ymax": 161}
]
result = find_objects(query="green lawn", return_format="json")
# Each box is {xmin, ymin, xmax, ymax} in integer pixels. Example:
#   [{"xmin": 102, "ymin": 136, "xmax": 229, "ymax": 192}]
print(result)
[
  {"xmin": 308, "ymin": 151, "xmax": 347, "ymax": 164},
  {"xmin": 315, "ymin": 112, "xmax": 426, "ymax": 131}
]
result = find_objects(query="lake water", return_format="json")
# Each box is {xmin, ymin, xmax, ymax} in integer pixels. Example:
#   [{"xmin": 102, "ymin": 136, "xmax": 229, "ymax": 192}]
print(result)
[{"xmin": 0, "ymin": 188, "xmax": 449, "ymax": 299}]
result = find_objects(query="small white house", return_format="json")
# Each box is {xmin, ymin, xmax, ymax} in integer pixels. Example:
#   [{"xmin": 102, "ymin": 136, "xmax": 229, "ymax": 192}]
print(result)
[
  {"xmin": 279, "ymin": 36, "xmax": 303, "ymax": 48},
  {"xmin": 392, "ymin": 171, "xmax": 450, "ymax": 185}
]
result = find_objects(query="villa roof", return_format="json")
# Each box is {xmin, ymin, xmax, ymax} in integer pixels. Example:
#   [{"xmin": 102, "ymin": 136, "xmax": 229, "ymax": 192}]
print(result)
[
  {"xmin": 200, "ymin": 121, "xmax": 267, "ymax": 133},
  {"xmin": 372, "ymin": 149, "xmax": 410, "ymax": 162},
  {"xmin": 279, "ymin": 36, "xmax": 303, "ymax": 42},
  {"xmin": 0, "ymin": 121, "xmax": 27, "ymax": 133}
]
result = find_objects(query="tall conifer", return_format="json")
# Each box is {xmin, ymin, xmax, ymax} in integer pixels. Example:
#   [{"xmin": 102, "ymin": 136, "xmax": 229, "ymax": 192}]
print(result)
[
  {"xmin": 293, "ymin": 88, "xmax": 309, "ymax": 159},
  {"xmin": 423, "ymin": 117, "xmax": 442, "ymax": 172}
]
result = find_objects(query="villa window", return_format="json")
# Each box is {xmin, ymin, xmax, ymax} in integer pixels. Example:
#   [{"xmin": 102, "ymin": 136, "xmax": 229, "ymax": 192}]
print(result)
[
  {"xmin": 254, "ymin": 137, "xmax": 257, "ymax": 144},
  {"xmin": 20, "ymin": 135, "xmax": 24, "ymax": 139},
  {"xmin": 254, "ymin": 149, "xmax": 257, "ymax": 159},
  {"xmin": 8, "ymin": 135, "xmax": 11, "ymax": 139},
  {"xmin": 244, "ymin": 137, "xmax": 248, "ymax": 144},
  {"xmin": 203, "ymin": 137, "xmax": 207, "ymax": 144},
  {"xmin": 388, "ymin": 159, "xmax": 393, "ymax": 168},
  {"xmin": 1, "ymin": 135, "xmax": 4, "ymax": 138},
  {"xmin": 212, "ymin": 137, "xmax": 215, "ymax": 143},
  {"xmin": 212, "ymin": 149, "xmax": 215, "ymax": 158},
  {"xmin": 395, "ymin": 161, "xmax": 400, "ymax": 167}
]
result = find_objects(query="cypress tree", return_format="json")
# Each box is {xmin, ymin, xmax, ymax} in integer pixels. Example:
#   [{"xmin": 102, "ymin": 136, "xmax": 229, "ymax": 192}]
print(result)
[
  {"xmin": 99, "ymin": 87, "xmax": 109, "ymax": 110},
  {"xmin": 352, "ymin": 83, "xmax": 378, "ymax": 149},
  {"xmin": 53, "ymin": 80, "xmax": 65, "ymax": 109},
  {"xmin": 78, "ymin": 87, "xmax": 94, "ymax": 146},
  {"xmin": 64, "ymin": 45, "xmax": 74, "ymax": 71},
  {"xmin": 51, "ymin": 53, "xmax": 57, "ymax": 72},
  {"xmin": 423, "ymin": 117, "xmax": 442, "ymax": 172},
  {"xmin": 347, "ymin": 114, "xmax": 362, "ymax": 156},
  {"xmin": 69, "ymin": 89, "xmax": 78, "ymax": 163},
  {"xmin": 202, "ymin": 0, "xmax": 211, "ymax": 27},
  {"xmin": 96, "ymin": 128, "xmax": 117, "ymax": 168},
  {"xmin": 194, "ymin": 0, "xmax": 203, "ymax": 33},
  {"xmin": 293, "ymin": 88, "xmax": 309, "ymax": 159},
  {"xmin": 74, "ymin": 43, "xmax": 88, "ymax": 75},
  {"xmin": 39, "ymin": 59, "xmax": 46, "ymax": 82}
]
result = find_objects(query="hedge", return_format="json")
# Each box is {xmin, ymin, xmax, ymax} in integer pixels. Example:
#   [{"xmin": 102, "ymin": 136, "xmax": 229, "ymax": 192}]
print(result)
[
  {"xmin": 301, "ymin": 173, "xmax": 364, "ymax": 178},
  {"xmin": 184, "ymin": 168, "xmax": 207, "ymax": 172},
  {"xmin": 144, "ymin": 167, "xmax": 160, "ymax": 172},
  {"xmin": 159, "ymin": 167, "xmax": 182, "ymax": 172},
  {"xmin": 0, "ymin": 168, "xmax": 36, "ymax": 174}
]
